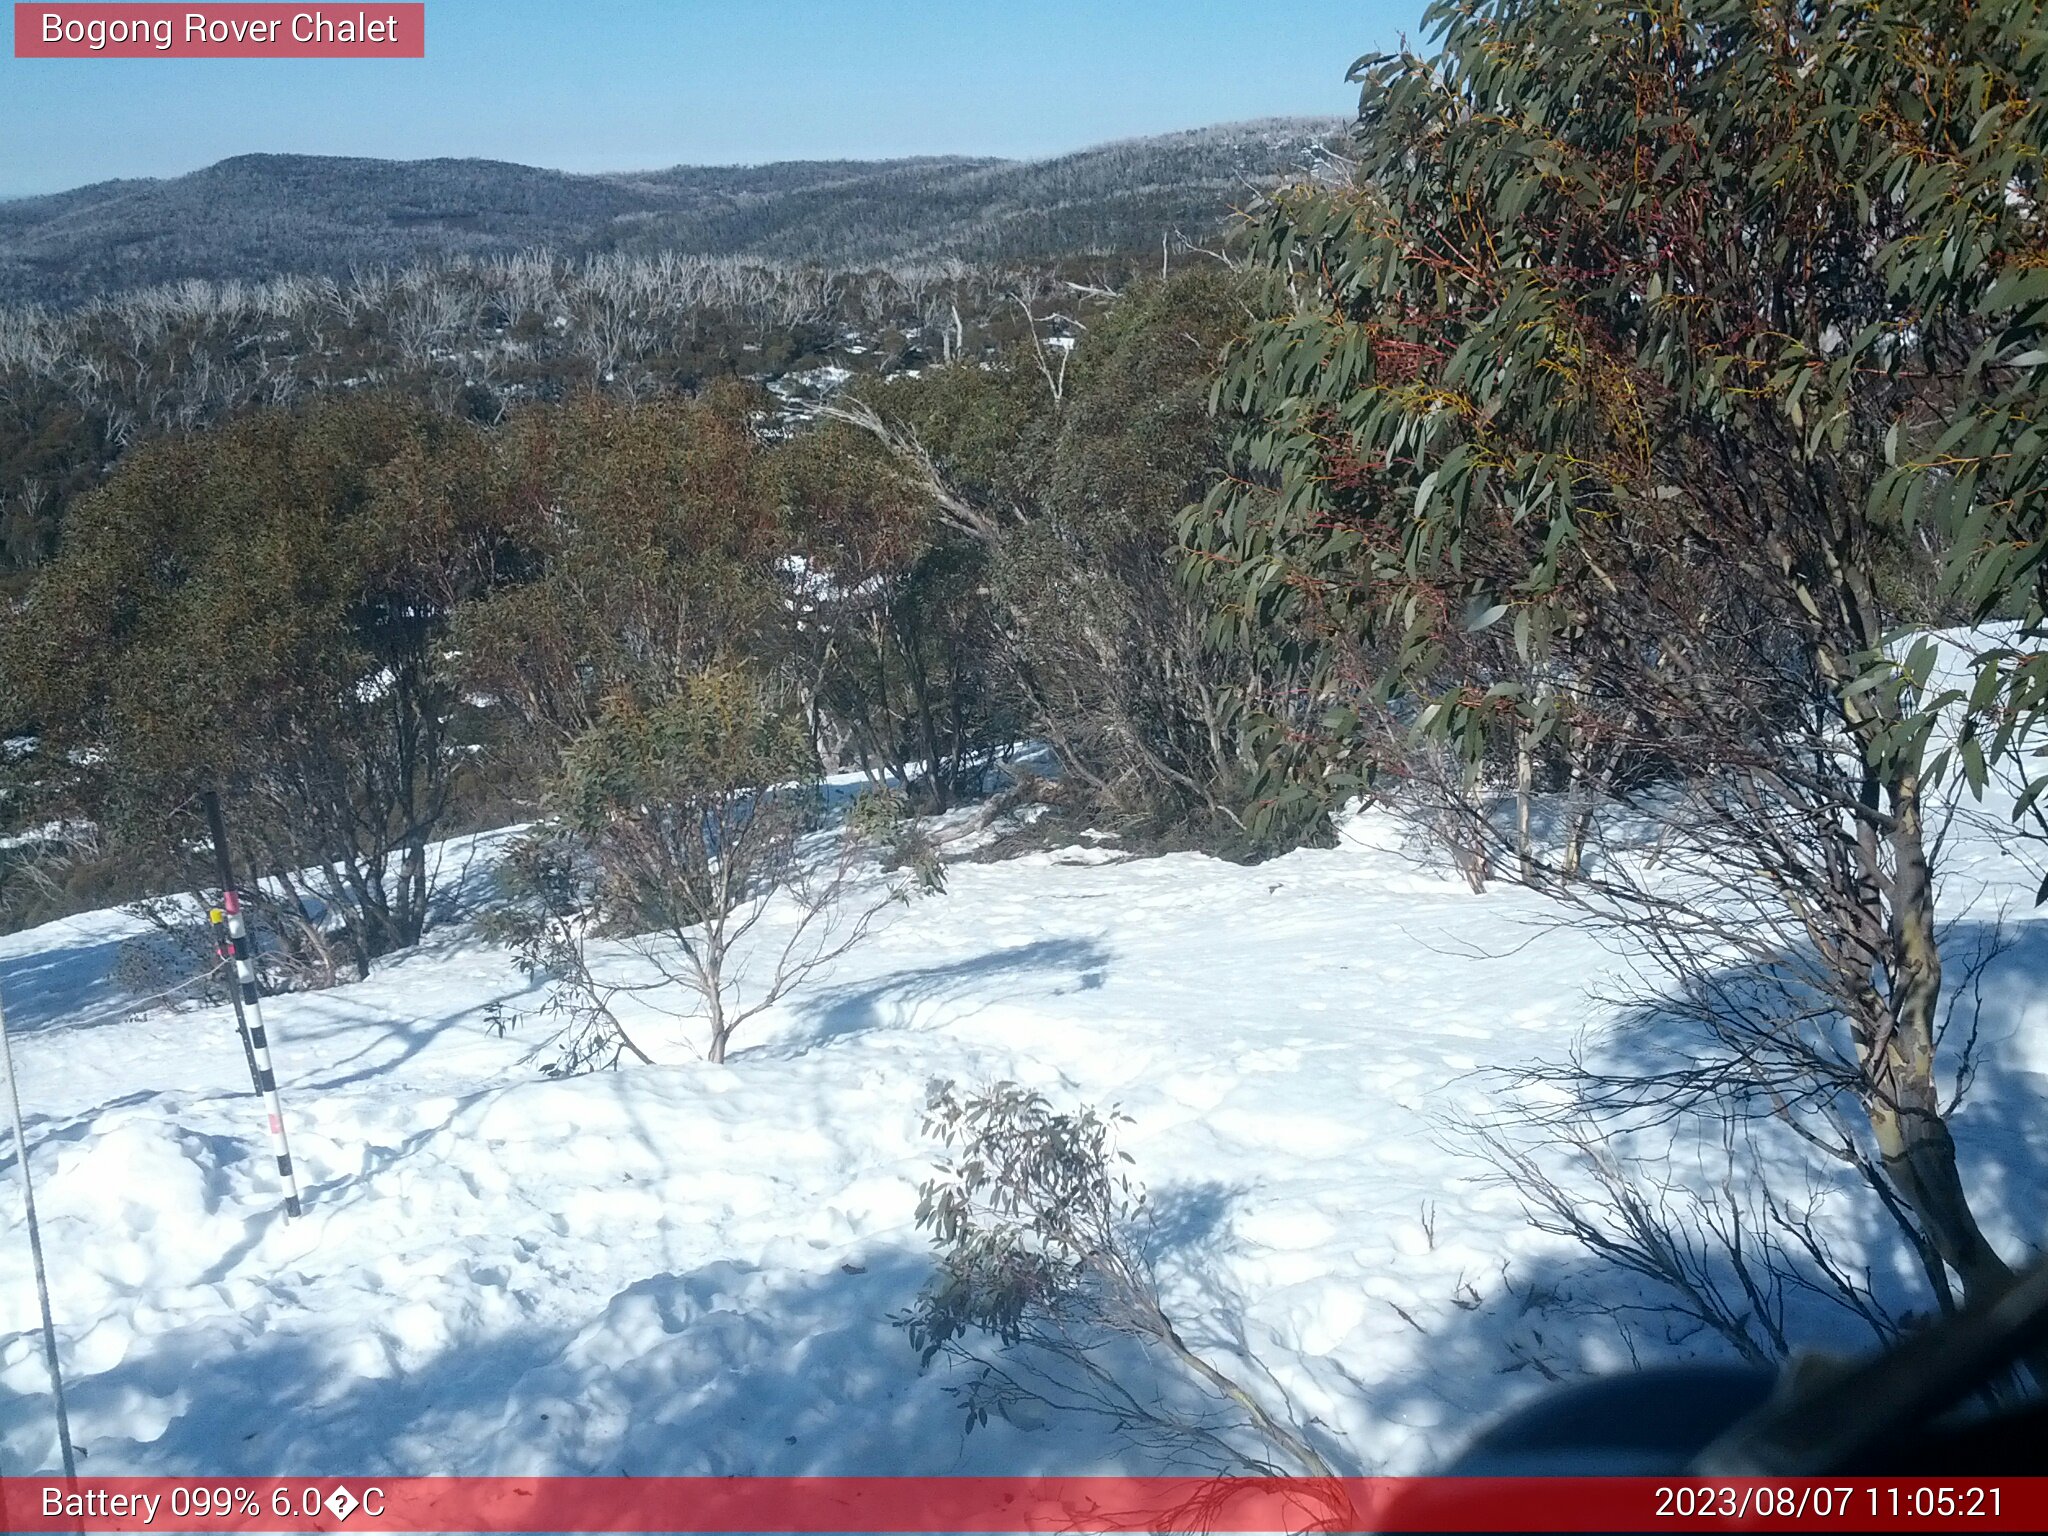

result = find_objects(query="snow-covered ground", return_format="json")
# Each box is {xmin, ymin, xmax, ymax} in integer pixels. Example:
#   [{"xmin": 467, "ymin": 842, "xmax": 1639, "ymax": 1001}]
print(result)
[{"xmin": 3, "ymin": 797, "xmax": 2046, "ymax": 1478}]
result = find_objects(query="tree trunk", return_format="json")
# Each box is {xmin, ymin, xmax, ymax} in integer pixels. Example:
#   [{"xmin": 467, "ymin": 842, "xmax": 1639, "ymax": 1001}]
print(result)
[
  {"xmin": 703, "ymin": 953, "xmax": 730, "ymax": 1065},
  {"xmin": 1560, "ymin": 727, "xmax": 1601, "ymax": 880},
  {"xmin": 1871, "ymin": 771, "xmax": 2014, "ymax": 1307},
  {"xmin": 1515, "ymin": 726, "xmax": 1536, "ymax": 885}
]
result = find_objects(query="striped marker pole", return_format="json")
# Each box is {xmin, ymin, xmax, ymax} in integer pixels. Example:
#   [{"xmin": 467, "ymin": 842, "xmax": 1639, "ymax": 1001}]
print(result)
[
  {"xmin": 210, "ymin": 905, "xmax": 264, "ymax": 1094},
  {"xmin": 201, "ymin": 791, "xmax": 304, "ymax": 1220}
]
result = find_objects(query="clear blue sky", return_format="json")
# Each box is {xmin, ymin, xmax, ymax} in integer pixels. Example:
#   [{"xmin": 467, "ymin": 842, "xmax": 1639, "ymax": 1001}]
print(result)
[{"xmin": 0, "ymin": 2, "xmax": 1423, "ymax": 198}]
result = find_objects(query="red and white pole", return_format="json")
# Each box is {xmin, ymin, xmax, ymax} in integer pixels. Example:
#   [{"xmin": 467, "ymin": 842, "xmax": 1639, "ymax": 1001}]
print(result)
[
  {"xmin": 218, "ymin": 886, "xmax": 303, "ymax": 1218},
  {"xmin": 202, "ymin": 791, "xmax": 304, "ymax": 1220}
]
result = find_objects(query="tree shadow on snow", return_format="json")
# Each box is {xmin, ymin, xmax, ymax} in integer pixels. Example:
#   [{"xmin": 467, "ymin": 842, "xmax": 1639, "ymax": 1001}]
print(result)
[
  {"xmin": 12, "ymin": 1246, "xmax": 1209, "ymax": 1479},
  {"xmin": 776, "ymin": 937, "xmax": 1113, "ymax": 1052},
  {"xmin": 16, "ymin": 919, "xmax": 2043, "ymax": 1483},
  {"xmin": 1343, "ymin": 915, "xmax": 2048, "ymax": 1471},
  {"xmin": 1576, "ymin": 916, "xmax": 2048, "ymax": 1273},
  {"xmin": 0, "ymin": 930, "xmax": 145, "ymax": 1036}
]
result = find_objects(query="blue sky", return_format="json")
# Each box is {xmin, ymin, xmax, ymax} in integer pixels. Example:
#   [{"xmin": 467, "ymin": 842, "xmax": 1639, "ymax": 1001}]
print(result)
[{"xmin": 0, "ymin": 2, "xmax": 1422, "ymax": 197}]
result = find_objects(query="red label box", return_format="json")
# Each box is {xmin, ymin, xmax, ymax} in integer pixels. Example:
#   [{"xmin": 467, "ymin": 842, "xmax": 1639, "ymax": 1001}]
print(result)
[{"xmin": 13, "ymin": 4, "xmax": 425, "ymax": 57}]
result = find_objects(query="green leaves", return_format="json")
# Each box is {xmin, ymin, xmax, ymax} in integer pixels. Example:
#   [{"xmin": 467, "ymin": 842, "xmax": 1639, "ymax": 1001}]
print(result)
[
  {"xmin": 1187, "ymin": 0, "xmax": 2048, "ymax": 818},
  {"xmin": 904, "ymin": 1078, "xmax": 1141, "ymax": 1378},
  {"xmin": 559, "ymin": 665, "xmax": 815, "ymax": 836},
  {"xmin": 4, "ymin": 394, "xmax": 510, "ymax": 825},
  {"xmin": 1464, "ymin": 595, "xmax": 1510, "ymax": 633}
]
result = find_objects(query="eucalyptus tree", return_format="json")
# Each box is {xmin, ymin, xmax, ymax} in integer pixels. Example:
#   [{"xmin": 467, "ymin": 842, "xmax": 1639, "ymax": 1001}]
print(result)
[
  {"xmin": 1189, "ymin": 0, "xmax": 2048, "ymax": 1309},
  {"xmin": 3, "ymin": 396, "xmax": 520, "ymax": 977}
]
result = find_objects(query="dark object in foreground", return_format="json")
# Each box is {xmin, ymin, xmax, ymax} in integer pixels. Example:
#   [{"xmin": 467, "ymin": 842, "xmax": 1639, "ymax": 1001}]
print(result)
[{"xmin": 1442, "ymin": 1257, "xmax": 2048, "ymax": 1475}]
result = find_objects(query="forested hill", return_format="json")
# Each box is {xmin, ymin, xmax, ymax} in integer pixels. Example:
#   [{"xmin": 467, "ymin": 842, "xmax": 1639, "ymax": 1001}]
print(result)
[{"xmin": 0, "ymin": 118, "xmax": 1346, "ymax": 307}]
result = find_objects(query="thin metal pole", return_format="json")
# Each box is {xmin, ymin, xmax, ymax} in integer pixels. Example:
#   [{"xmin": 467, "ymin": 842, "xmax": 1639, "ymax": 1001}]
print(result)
[
  {"xmin": 201, "ymin": 791, "xmax": 304, "ymax": 1219},
  {"xmin": 0, "ymin": 977, "xmax": 78, "ymax": 1479}
]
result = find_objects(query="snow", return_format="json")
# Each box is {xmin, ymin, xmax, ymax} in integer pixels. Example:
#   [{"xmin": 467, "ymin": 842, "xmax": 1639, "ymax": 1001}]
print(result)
[
  {"xmin": 778, "ymin": 553, "xmax": 883, "ymax": 607},
  {"xmin": 355, "ymin": 666, "xmax": 397, "ymax": 704},
  {"xmin": 3, "ymin": 789, "xmax": 2046, "ymax": 1478},
  {"xmin": 0, "ymin": 820, "xmax": 89, "ymax": 853},
  {"xmin": 776, "ymin": 364, "xmax": 852, "ymax": 394}
]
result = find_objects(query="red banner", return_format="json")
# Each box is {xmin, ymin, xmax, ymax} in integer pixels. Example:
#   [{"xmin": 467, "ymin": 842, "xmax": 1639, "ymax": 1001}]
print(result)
[
  {"xmin": 12, "ymin": 4, "xmax": 424, "ymax": 58},
  {"xmin": 2, "ymin": 1477, "xmax": 2046, "ymax": 1533}
]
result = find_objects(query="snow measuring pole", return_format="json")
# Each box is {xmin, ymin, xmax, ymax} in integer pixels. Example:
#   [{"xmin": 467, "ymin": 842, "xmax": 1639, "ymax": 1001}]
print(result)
[
  {"xmin": 0, "ymin": 976, "xmax": 78, "ymax": 1480},
  {"xmin": 202, "ymin": 790, "xmax": 304, "ymax": 1219},
  {"xmin": 210, "ymin": 905, "xmax": 264, "ymax": 1092}
]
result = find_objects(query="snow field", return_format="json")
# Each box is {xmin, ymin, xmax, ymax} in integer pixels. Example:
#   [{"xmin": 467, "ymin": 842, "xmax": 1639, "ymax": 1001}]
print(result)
[{"xmin": 3, "ymin": 799, "xmax": 2045, "ymax": 1477}]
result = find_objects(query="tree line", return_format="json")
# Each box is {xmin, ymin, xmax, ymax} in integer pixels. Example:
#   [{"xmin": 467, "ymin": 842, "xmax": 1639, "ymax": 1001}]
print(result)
[
  {"xmin": 0, "ymin": 264, "xmax": 1263, "ymax": 954},
  {"xmin": 0, "ymin": 249, "xmax": 1145, "ymax": 591}
]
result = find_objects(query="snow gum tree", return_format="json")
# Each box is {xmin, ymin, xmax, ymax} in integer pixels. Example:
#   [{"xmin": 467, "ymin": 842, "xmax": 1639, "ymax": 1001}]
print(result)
[
  {"xmin": 1, "ymin": 395, "xmax": 522, "ymax": 977},
  {"xmin": 552, "ymin": 664, "xmax": 896, "ymax": 1065},
  {"xmin": 455, "ymin": 384, "xmax": 789, "ymax": 779},
  {"xmin": 907, "ymin": 1079, "xmax": 1342, "ymax": 1480},
  {"xmin": 818, "ymin": 269, "xmax": 1286, "ymax": 845},
  {"xmin": 773, "ymin": 411, "xmax": 1013, "ymax": 809},
  {"xmin": 1188, "ymin": 0, "xmax": 2048, "ymax": 1310}
]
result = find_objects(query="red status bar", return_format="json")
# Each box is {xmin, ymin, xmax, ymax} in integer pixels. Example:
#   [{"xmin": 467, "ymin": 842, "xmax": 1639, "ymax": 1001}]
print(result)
[{"xmin": 3, "ymin": 1476, "xmax": 2046, "ymax": 1533}]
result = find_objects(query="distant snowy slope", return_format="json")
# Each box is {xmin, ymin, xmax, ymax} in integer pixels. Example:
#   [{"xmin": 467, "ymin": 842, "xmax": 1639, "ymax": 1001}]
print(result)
[{"xmin": 0, "ymin": 120, "xmax": 1347, "ymax": 307}]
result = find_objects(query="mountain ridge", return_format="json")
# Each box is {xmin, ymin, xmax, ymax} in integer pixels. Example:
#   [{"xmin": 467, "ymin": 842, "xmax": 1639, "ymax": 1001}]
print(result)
[{"xmin": 0, "ymin": 118, "xmax": 1349, "ymax": 306}]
